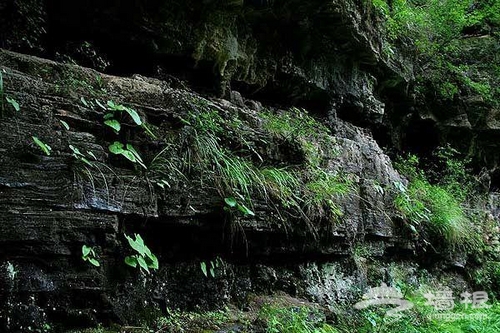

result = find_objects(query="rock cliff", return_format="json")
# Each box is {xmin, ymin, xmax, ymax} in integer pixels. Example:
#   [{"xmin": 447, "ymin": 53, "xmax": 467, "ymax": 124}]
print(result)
[{"xmin": 0, "ymin": 1, "xmax": 498, "ymax": 332}]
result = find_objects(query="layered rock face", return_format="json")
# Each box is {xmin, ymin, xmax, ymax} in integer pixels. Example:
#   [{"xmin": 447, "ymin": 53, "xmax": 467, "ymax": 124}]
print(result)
[
  {"xmin": 0, "ymin": 0, "xmax": 412, "ymax": 123},
  {"xmin": 0, "ymin": 1, "xmax": 495, "ymax": 332},
  {"xmin": 0, "ymin": 48, "xmax": 416, "ymax": 331}
]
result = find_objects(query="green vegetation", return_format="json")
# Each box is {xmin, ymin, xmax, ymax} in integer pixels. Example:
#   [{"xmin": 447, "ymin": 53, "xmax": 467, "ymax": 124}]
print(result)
[
  {"xmin": 224, "ymin": 196, "xmax": 255, "ymax": 216},
  {"xmin": 0, "ymin": 71, "xmax": 21, "ymax": 116},
  {"xmin": 32, "ymin": 136, "xmax": 52, "ymax": 156},
  {"xmin": 303, "ymin": 170, "xmax": 351, "ymax": 221},
  {"xmin": 153, "ymin": 308, "xmax": 231, "ymax": 332},
  {"xmin": 372, "ymin": 0, "xmax": 500, "ymax": 104},
  {"xmin": 108, "ymin": 141, "xmax": 146, "ymax": 169},
  {"xmin": 259, "ymin": 305, "xmax": 337, "ymax": 333},
  {"xmin": 81, "ymin": 245, "xmax": 100, "ymax": 267},
  {"xmin": 176, "ymin": 104, "xmax": 351, "ymax": 230},
  {"xmin": 355, "ymin": 296, "xmax": 500, "ymax": 333},
  {"xmin": 393, "ymin": 151, "xmax": 480, "ymax": 249},
  {"xmin": 124, "ymin": 233, "xmax": 159, "ymax": 274},
  {"xmin": 103, "ymin": 100, "xmax": 142, "ymax": 132},
  {"xmin": 200, "ymin": 257, "xmax": 224, "ymax": 278}
]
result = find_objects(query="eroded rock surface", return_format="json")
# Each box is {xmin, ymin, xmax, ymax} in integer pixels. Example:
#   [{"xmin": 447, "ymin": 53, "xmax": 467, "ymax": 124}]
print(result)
[{"xmin": 0, "ymin": 48, "xmax": 424, "ymax": 331}]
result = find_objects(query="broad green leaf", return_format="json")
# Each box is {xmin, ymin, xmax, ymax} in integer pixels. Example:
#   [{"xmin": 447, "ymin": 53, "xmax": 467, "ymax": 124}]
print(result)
[
  {"xmin": 134, "ymin": 233, "xmax": 145, "ymax": 247},
  {"xmin": 32, "ymin": 136, "xmax": 52, "ymax": 156},
  {"xmin": 106, "ymin": 100, "xmax": 119, "ymax": 110},
  {"xmin": 200, "ymin": 262, "xmax": 208, "ymax": 277},
  {"xmin": 88, "ymin": 258, "xmax": 100, "ymax": 267},
  {"xmin": 210, "ymin": 267, "xmax": 215, "ymax": 278},
  {"xmin": 104, "ymin": 119, "xmax": 121, "ymax": 132},
  {"xmin": 124, "ymin": 107, "xmax": 142, "ymax": 125},
  {"xmin": 237, "ymin": 203, "xmax": 255, "ymax": 216},
  {"xmin": 59, "ymin": 120, "xmax": 70, "ymax": 130},
  {"xmin": 120, "ymin": 150, "xmax": 137, "ymax": 163},
  {"xmin": 125, "ymin": 234, "xmax": 146, "ymax": 256},
  {"xmin": 6, "ymin": 96, "xmax": 20, "ymax": 112},
  {"xmin": 82, "ymin": 245, "xmax": 91, "ymax": 257},
  {"xmin": 108, "ymin": 141, "xmax": 125, "ymax": 154},
  {"xmin": 126, "ymin": 144, "xmax": 143, "ymax": 163},
  {"xmin": 224, "ymin": 197, "xmax": 237, "ymax": 208},
  {"xmin": 137, "ymin": 256, "xmax": 149, "ymax": 273},
  {"xmin": 103, "ymin": 113, "xmax": 114, "ymax": 120},
  {"xmin": 124, "ymin": 256, "xmax": 138, "ymax": 268},
  {"xmin": 147, "ymin": 253, "xmax": 159, "ymax": 270}
]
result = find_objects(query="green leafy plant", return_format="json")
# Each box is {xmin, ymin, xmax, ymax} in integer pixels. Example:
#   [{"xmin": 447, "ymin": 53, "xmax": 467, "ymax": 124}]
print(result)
[
  {"xmin": 0, "ymin": 71, "xmax": 21, "ymax": 114},
  {"xmin": 108, "ymin": 141, "xmax": 146, "ymax": 169},
  {"xmin": 224, "ymin": 196, "xmax": 255, "ymax": 216},
  {"xmin": 102, "ymin": 100, "xmax": 143, "ymax": 133},
  {"xmin": 81, "ymin": 245, "xmax": 100, "ymax": 267},
  {"xmin": 303, "ymin": 170, "xmax": 351, "ymax": 221},
  {"xmin": 124, "ymin": 233, "xmax": 159, "ymax": 274},
  {"xmin": 70, "ymin": 145, "xmax": 95, "ymax": 167},
  {"xmin": 200, "ymin": 257, "xmax": 224, "ymax": 278},
  {"xmin": 32, "ymin": 136, "xmax": 52, "ymax": 156}
]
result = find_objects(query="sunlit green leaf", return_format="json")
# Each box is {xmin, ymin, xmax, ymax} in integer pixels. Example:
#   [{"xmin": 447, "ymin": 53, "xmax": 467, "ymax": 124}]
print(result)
[
  {"xmin": 237, "ymin": 203, "xmax": 255, "ymax": 216},
  {"xmin": 124, "ymin": 107, "xmax": 142, "ymax": 125},
  {"xmin": 124, "ymin": 256, "xmax": 138, "ymax": 268},
  {"xmin": 32, "ymin": 136, "xmax": 52, "ymax": 156},
  {"xmin": 82, "ymin": 245, "xmax": 91, "ymax": 257},
  {"xmin": 200, "ymin": 262, "xmax": 208, "ymax": 277},
  {"xmin": 125, "ymin": 234, "xmax": 146, "ymax": 256},
  {"xmin": 88, "ymin": 258, "xmax": 100, "ymax": 267},
  {"xmin": 137, "ymin": 256, "xmax": 149, "ymax": 273},
  {"xmin": 103, "ymin": 113, "xmax": 114, "ymax": 120},
  {"xmin": 108, "ymin": 141, "xmax": 125, "ymax": 154},
  {"xmin": 147, "ymin": 253, "xmax": 159, "ymax": 269},
  {"xmin": 224, "ymin": 197, "xmax": 237, "ymax": 208},
  {"xmin": 6, "ymin": 96, "xmax": 19, "ymax": 112},
  {"xmin": 59, "ymin": 120, "xmax": 70, "ymax": 130},
  {"xmin": 104, "ymin": 119, "xmax": 121, "ymax": 132}
]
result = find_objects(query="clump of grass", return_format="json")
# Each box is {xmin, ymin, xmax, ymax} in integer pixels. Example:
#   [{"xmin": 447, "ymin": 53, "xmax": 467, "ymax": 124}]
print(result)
[
  {"xmin": 261, "ymin": 107, "xmax": 330, "ymax": 140},
  {"xmin": 192, "ymin": 132, "xmax": 262, "ymax": 201},
  {"xmin": 259, "ymin": 305, "xmax": 338, "ymax": 333},
  {"xmin": 261, "ymin": 167, "xmax": 302, "ymax": 208},
  {"xmin": 170, "ymin": 106, "xmax": 352, "ymax": 233},
  {"xmin": 154, "ymin": 308, "xmax": 231, "ymax": 333},
  {"xmin": 394, "ymin": 153, "xmax": 480, "ymax": 250},
  {"xmin": 304, "ymin": 170, "xmax": 352, "ymax": 222}
]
